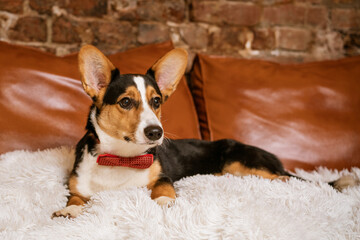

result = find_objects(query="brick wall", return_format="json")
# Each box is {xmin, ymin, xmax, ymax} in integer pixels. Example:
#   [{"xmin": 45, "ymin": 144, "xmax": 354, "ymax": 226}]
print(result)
[{"xmin": 0, "ymin": 0, "xmax": 359, "ymax": 64}]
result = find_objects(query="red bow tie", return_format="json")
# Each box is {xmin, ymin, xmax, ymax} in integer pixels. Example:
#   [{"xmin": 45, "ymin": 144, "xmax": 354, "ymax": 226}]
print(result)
[{"xmin": 96, "ymin": 153, "xmax": 154, "ymax": 169}]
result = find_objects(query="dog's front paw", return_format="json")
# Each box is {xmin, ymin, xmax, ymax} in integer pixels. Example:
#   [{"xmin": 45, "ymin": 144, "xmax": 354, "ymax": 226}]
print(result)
[
  {"xmin": 52, "ymin": 205, "xmax": 83, "ymax": 219},
  {"xmin": 154, "ymin": 196, "xmax": 175, "ymax": 207}
]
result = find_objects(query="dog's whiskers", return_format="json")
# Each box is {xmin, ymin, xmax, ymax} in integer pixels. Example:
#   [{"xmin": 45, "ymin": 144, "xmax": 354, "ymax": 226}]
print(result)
[{"xmin": 164, "ymin": 131, "xmax": 179, "ymax": 138}]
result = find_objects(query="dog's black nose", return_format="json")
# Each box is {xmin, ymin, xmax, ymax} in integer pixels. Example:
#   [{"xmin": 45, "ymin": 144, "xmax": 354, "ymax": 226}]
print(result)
[{"xmin": 144, "ymin": 125, "xmax": 163, "ymax": 141}]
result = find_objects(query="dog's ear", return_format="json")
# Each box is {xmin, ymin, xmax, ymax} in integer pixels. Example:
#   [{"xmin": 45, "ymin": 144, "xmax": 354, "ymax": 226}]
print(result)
[
  {"xmin": 78, "ymin": 45, "xmax": 115, "ymax": 101},
  {"xmin": 149, "ymin": 48, "xmax": 188, "ymax": 101}
]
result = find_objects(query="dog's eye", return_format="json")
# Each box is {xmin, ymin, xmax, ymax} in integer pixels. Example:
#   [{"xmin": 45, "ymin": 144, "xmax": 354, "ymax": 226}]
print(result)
[
  {"xmin": 152, "ymin": 97, "xmax": 161, "ymax": 109},
  {"xmin": 119, "ymin": 97, "xmax": 133, "ymax": 109}
]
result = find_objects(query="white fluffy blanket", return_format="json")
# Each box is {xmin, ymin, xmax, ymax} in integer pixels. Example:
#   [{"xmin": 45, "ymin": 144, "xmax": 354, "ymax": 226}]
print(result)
[{"xmin": 0, "ymin": 146, "xmax": 359, "ymax": 240}]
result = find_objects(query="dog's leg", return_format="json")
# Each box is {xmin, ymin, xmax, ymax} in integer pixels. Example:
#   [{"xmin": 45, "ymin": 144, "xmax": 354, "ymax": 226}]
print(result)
[
  {"xmin": 148, "ymin": 176, "xmax": 176, "ymax": 206},
  {"xmin": 217, "ymin": 140, "xmax": 290, "ymax": 181},
  {"xmin": 52, "ymin": 175, "xmax": 88, "ymax": 218},
  {"xmin": 222, "ymin": 162, "xmax": 289, "ymax": 181}
]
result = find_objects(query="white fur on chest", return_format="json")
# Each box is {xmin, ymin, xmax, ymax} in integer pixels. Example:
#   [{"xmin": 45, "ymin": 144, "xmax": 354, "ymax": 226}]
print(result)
[{"xmin": 76, "ymin": 149, "xmax": 150, "ymax": 198}]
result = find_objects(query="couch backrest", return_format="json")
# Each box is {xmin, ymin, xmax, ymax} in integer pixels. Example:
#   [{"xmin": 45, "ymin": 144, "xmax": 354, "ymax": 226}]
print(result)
[
  {"xmin": 2, "ymin": 40, "xmax": 360, "ymax": 171},
  {"xmin": 191, "ymin": 54, "xmax": 360, "ymax": 171}
]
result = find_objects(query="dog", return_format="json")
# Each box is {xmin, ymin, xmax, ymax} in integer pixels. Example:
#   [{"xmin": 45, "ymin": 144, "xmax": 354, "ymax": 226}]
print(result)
[{"xmin": 52, "ymin": 45, "xmax": 357, "ymax": 218}]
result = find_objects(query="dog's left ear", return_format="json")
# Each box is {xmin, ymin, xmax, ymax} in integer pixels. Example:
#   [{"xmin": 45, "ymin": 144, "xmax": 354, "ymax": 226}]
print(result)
[{"xmin": 149, "ymin": 48, "xmax": 188, "ymax": 101}]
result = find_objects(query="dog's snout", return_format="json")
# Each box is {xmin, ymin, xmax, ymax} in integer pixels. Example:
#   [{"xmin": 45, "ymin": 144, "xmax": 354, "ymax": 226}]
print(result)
[{"xmin": 144, "ymin": 125, "xmax": 163, "ymax": 141}]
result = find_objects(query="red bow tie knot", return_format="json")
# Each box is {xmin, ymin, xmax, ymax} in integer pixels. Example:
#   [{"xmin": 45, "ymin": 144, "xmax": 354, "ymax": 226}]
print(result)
[{"xmin": 96, "ymin": 154, "xmax": 154, "ymax": 169}]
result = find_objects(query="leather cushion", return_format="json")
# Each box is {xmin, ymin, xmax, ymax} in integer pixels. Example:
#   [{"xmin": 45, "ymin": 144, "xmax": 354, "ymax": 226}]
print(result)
[
  {"xmin": 191, "ymin": 54, "xmax": 360, "ymax": 170},
  {"xmin": 0, "ymin": 41, "xmax": 200, "ymax": 154}
]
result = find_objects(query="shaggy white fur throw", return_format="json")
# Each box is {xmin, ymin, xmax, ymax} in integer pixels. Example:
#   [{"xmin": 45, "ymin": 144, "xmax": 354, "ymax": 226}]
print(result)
[{"xmin": 0, "ymin": 146, "xmax": 359, "ymax": 240}]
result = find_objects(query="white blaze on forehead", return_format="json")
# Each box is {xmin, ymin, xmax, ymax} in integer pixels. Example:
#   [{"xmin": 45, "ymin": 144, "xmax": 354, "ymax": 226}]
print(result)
[
  {"xmin": 133, "ymin": 76, "xmax": 163, "ymax": 144},
  {"xmin": 133, "ymin": 76, "xmax": 149, "ymax": 107}
]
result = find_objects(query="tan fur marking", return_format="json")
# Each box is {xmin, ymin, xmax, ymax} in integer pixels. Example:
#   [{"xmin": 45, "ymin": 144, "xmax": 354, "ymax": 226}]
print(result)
[
  {"xmin": 150, "ymin": 183, "xmax": 176, "ymax": 200},
  {"xmin": 146, "ymin": 86, "xmax": 161, "ymax": 118},
  {"xmin": 95, "ymin": 88, "xmax": 108, "ymax": 108},
  {"xmin": 222, "ymin": 162, "xmax": 281, "ymax": 180},
  {"xmin": 147, "ymin": 160, "xmax": 175, "ymax": 200},
  {"xmin": 116, "ymin": 86, "xmax": 140, "ymax": 103},
  {"xmin": 148, "ymin": 160, "xmax": 162, "ymax": 188},
  {"xmin": 67, "ymin": 195, "xmax": 86, "ymax": 206},
  {"xmin": 67, "ymin": 175, "xmax": 89, "ymax": 205},
  {"xmin": 97, "ymin": 86, "xmax": 143, "ymax": 141}
]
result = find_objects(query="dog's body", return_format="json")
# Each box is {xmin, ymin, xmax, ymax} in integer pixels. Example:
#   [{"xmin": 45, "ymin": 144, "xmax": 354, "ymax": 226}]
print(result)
[{"xmin": 53, "ymin": 46, "xmax": 356, "ymax": 218}]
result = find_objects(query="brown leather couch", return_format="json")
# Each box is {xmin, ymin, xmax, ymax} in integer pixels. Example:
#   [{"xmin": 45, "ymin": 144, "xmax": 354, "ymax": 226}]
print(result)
[{"xmin": 1, "ymin": 41, "xmax": 359, "ymax": 171}]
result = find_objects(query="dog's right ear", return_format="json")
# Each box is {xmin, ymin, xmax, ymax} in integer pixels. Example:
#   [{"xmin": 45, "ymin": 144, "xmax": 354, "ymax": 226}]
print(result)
[
  {"xmin": 149, "ymin": 48, "xmax": 188, "ymax": 102},
  {"xmin": 78, "ymin": 45, "xmax": 115, "ymax": 102}
]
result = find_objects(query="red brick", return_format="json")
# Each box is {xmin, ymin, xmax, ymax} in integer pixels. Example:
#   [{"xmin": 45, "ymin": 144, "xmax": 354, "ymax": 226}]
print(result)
[
  {"xmin": 52, "ymin": 17, "xmax": 82, "ymax": 43},
  {"xmin": 31, "ymin": 0, "xmax": 107, "ymax": 16},
  {"xmin": 92, "ymin": 21, "xmax": 135, "ymax": 46},
  {"xmin": 263, "ymin": 0, "xmax": 292, "ymax": 5},
  {"xmin": 263, "ymin": 5, "xmax": 306, "ymax": 26},
  {"xmin": 83, "ymin": 21, "xmax": 136, "ymax": 55},
  {"xmin": 208, "ymin": 26, "xmax": 246, "ymax": 53},
  {"xmin": 307, "ymin": 6, "xmax": 328, "ymax": 28},
  {"xmin": 0, "ymin": 0, "xmax": 23, "ymax": 13},
  {"xmin": 331, "ymin": 9, "xmax": 360, "ymax": 30},
  {"xmin": 295, "ymin": 0, "xmax": 323, "ymax": 3},
  {"xmin": 137, "ymin": 0, "xmax": 185, "ymax": 22},
  {"xmin": 276, "ymin": 27, "xmax": 312, "ymax": 51},
  {"xmin": 29, "ymin": 0, "xmax": 108, "ymax": 17},
  {"xmin": 29, "ymin": 0, "xmax": 65, "ymax": 14},
  {"xmin": 180, "ymin": 24, "xmax": 208, "ymax": 49},
  {"xmin": 136, "ymin": 1, "xmax": 164, "ymax": 21},
  {"xmin": 137, "ymin": 22, "xmax": 169, "ymax": 44},
  {"xmin": 253, "ymin": 28, "xmax": 275, "ymax": 50},
  {"xmin": 9, "ymin": 16, "xmax": 47, "ymax": 42},
  {"xmin": 52, "ymin": 17, "xmax": 136, "ymax": 48},
  {"xmin": 66, "ymin": 0, "xmax": 107, "ymax": 17},
  {"xmin": 332, "ymin": 0, "xmax": 357, "ymax": 4},
  {"xmin": 192, "ymin": 1, "xmax": 261, "ymax": 26},
  {"xmin": 164, "ymin": 0, "xmax": 186, "ymax": 22}
]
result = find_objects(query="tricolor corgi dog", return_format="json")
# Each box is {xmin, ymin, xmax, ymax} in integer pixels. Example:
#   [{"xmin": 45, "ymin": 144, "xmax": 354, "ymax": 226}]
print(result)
[{"xmin": 53, "ymin": 45, "xmax": 357, "ymax": 218}]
